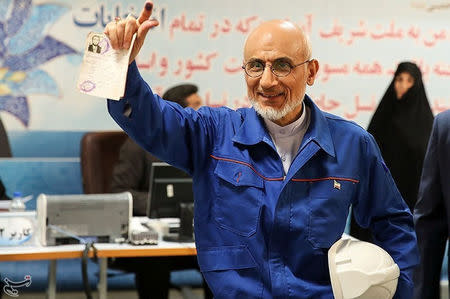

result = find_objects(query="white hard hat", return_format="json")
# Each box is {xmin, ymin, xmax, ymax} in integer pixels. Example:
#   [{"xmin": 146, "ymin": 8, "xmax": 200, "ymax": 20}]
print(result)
[{"xmin": 328, "ymin": 236, "xmax": 400, "ymax": 299}]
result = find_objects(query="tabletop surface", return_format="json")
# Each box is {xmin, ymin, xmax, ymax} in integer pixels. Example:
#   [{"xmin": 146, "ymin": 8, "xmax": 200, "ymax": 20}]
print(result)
[{"xmin": 0, "ymin": 240, "xmax": 197, "ymax": 261}]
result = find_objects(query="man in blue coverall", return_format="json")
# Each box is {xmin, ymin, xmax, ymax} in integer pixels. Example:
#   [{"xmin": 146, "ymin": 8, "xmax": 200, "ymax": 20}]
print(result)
[{"xmin": 105, "ymin": 2, "xmax": 419, "ymax": 298}]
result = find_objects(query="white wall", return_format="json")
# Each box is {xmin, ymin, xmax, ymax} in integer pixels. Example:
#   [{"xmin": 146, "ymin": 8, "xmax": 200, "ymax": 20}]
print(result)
[{"xmin": 1, "ymin": 0, "xmax": 449, "ymax": 130}]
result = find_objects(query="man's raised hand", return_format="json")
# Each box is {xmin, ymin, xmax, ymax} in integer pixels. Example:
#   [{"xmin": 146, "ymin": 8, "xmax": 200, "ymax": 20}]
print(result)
[{"xmin": 104, "ymin": 1, "xmax": 159, "ymax": 64}]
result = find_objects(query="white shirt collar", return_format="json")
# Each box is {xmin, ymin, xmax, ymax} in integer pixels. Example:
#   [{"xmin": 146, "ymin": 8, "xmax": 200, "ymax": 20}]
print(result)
[{"xmin": 263, "ymin": 102, "xmax": 307, "ymax": 138}]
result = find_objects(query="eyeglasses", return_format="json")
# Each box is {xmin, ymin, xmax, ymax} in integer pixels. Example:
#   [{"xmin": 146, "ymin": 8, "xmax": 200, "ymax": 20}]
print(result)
[{"xmin": 242, "ymin": 58, "xmax": 311, "ymax": 78}]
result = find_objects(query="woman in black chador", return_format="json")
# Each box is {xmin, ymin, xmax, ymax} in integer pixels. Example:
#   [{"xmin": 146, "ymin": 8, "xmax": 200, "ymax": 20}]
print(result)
[{"xmin": 351, "ymin": 61, "xmax": 434, "ymax": 241}]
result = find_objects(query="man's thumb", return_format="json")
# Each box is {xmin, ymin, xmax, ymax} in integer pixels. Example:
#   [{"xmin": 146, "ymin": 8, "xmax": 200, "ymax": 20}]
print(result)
[{"xmin": 137, "ymin": 19, "xmax": 159, "ymax": 42}]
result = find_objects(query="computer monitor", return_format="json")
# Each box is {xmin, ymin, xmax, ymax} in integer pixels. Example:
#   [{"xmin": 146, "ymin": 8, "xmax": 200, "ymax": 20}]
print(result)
[{"xmin": 146, "ymin": 162, "xmax": 194, "ymax": 219}]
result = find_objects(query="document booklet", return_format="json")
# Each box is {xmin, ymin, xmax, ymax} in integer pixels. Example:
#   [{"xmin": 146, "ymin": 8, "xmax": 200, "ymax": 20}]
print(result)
[{"xmin": 77, "ymin": 32, "xmax": 136, "ymax": 100}]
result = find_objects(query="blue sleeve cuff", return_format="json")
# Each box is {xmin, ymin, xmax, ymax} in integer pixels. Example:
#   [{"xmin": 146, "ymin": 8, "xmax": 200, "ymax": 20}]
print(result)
[{"xmin": 124, "ymin": 61, "xmax": 142, "ymax": 97}]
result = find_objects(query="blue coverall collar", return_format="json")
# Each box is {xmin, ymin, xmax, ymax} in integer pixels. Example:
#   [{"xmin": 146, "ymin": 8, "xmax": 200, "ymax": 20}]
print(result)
[{"xmin": 232, "ymin": 95, "xmax": 336, "ymax": 158}]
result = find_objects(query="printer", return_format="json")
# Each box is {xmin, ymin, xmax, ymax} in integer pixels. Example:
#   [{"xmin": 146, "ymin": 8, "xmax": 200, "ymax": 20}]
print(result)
[{"xmin": 37, "ymin": 192, "xmax": 132, "ymax": 246}]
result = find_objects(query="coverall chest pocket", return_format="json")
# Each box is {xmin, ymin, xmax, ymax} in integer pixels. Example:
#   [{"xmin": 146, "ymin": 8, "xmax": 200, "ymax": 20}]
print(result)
[
  {"xmin": 213, "ymin": 160, "xmax": 264, "ymax": 237},
  {"xmin": 307, "ymin": 179, "xmax": 355, "ymax": 249}
]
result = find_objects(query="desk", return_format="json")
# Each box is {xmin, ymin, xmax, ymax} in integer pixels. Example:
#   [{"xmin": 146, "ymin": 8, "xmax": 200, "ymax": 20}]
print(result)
[{"xmin": 0, "ymin": 241, "xmax": 197, "ymax": 299}]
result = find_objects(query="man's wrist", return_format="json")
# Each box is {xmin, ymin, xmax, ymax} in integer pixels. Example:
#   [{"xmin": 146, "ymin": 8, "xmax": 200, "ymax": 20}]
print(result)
[{"xmin": 124, "ymin": 61, "xmax": 141, "ymax": 97}]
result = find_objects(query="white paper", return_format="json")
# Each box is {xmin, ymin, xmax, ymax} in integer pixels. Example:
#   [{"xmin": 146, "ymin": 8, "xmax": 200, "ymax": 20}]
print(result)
[{"xmin": 77, "ymin": 32, "xmax": 136, "ymax": 100}]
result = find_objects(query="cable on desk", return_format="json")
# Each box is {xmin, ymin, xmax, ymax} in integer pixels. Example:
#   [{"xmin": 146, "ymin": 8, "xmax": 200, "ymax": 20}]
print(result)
[
  {"xmin": 48, "ymin": 225, "xmax": 98, "ymax": 299},
  {"xmin": 82, "ymin": 242, "xmax": 98, "ymax": 299}
]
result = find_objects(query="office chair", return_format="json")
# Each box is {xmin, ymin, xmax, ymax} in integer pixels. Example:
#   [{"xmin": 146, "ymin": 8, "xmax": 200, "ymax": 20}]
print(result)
[
  {"xmin": 80, "ymin": 131, "xmax": 207, "ymax": 299},
  {"xmin": 80, "ymin": 131, "xmax": 128, "ymax": 194}
]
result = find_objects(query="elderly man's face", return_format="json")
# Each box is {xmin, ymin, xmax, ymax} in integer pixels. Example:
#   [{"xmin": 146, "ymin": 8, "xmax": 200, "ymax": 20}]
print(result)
[{"xmin": 244, "ymin": 21, "xmax": 318, "ymax": 126}]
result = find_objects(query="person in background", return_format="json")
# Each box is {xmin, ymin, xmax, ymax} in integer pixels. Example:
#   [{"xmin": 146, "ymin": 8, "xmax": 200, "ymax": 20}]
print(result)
[
  {"xmin": 413, "ymin": 109, "xmax": 450, "ymax": 299},
  {"xmin": 0, "ymin": 179, "xmax": 9, "ymax": 201},
  {"xmin": 0, "ymin": 116, "xmax": 11, "ymax": 201},
  {"xmin": 109, "ymin": 83, "xmax": 213, "ymax": 299},
  {"xmin": 0, "ymin": 117, "xmax": 11, "ymax": 158},
  {"xmin": 105, "ymin": 2, "xmax": 419, "ymax": 297},
  {"xmin": 351, "ymin": 61, "xmax": 434, "ymax": 242}
]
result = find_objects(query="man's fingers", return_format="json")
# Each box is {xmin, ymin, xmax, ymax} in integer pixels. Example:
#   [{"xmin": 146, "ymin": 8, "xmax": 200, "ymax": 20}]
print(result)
[
  {"xmin": 105, "ymin": 2, "xmax": 155, "ymax": 53},
  {"xmin": 137, "ymin": 1, "xmax": 153, "ymax": 26},
  {"xmin": 116, "ymin": 21, "xmax": 125, "ymax": 49},
  {"xmin": 123, "ymin": 17, "xmax": 138, "ymax": 49},
  {"xmin": 105, "ymin": 22, "xmax": 119, "ymax": 49}
]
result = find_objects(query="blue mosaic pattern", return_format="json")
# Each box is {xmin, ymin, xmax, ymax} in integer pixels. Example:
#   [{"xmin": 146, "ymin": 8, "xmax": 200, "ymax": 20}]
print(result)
[{"xmin": 0, "ymin": 0, "xmax": 77, "ymax": 127}]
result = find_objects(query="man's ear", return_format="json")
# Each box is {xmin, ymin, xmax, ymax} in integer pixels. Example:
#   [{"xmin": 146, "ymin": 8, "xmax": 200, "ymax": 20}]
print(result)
[{"xmin": 306, "ymin": 59, "xmax": 319, "ymax": 86}]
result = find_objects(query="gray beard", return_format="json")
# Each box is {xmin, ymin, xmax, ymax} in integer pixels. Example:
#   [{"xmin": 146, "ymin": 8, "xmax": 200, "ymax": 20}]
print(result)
[{"xmin": 249, "ymin": 96, "xmax": 303, "ymax": 122}]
